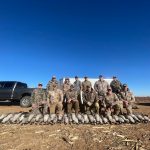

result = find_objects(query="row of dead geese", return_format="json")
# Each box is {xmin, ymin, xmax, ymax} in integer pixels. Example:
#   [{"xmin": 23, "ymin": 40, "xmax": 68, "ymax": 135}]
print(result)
[{"xmin": 0, "ymin": 112, "xmax": 150, "ymax": 125}]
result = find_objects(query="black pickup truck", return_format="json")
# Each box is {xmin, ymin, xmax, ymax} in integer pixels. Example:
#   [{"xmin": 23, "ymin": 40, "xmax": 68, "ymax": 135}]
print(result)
[{"xmin": 0, "ymin": 81, "xmax": 34, "ymax": 107}]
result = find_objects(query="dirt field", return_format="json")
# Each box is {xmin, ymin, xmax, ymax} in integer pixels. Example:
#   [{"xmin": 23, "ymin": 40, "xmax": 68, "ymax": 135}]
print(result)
[{"xmin": 0, "ymin": 98, "xmax": 150, "ymax": 150}]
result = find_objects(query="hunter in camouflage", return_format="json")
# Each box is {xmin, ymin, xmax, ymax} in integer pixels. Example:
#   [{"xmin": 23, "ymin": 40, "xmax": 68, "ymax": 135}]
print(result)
[
  {"xmin": 47, "ymin": 84, "xmax": 63, "ymax": 115},
  {"xmin": 110, "ymin": 76, "xmax": 122, "ymax": 94},
  {"xmin": 82, "ymin": 76, "xmax": 92, "ymax": 92},
  {"xmin": 82, "ymin": 86, "xmax": 99, "ymax": 114},
  {"xmin": 46, "ymin": 76, "xmax": 58, "ymax": 92},
  {"xmin": 66, "ymin": 85, "xmax": 79, "ymax": 115},
  {"xmin": 31, "ymin": 83, "xmax": 47, "ymax": 114},
  {"xmin": 120, "ymin": 84, "xmax": 135, "ymax": 114},
  {"xmin": 104, "ymin": 88, "xmax": 121, "ymax": 115}
]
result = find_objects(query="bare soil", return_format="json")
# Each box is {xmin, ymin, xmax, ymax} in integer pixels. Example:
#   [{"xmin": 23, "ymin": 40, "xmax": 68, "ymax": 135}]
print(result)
[{"xmin": 0, "ymin": 98, "xmax": 150, "ymax": 150}]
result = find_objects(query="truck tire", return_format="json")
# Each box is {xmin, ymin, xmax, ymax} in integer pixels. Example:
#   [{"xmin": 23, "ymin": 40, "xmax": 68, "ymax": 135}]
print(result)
[{"xmin": 20, "ymin": 96, "xmax": 31, "ymax": 107}]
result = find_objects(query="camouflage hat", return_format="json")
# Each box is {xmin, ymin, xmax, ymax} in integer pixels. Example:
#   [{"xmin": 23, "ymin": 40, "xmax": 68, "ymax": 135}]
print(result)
[
  {"xmin": 86, "ymin": 85, "xmax": 91, "ymax": 88},
  {"xmin": 99, "ymin": 75, "xmax": 103, "ymax": 78},
  {"xmin": 107, "ymin": 87, "xmax": 112, "ymax": 91},
  {"xmin": 65, "ymin": 77, "xmax": 69, "ymax": 80},
  {"xmin": 52, "ymin": 76, "xmax": 56, "ymax": 79},
  {"xmin": 53, "ymin": 84, "xmax": 57, "ymax": 88},
  {"xmin": 123, "ymin": 84, "xmax": 128, "ymax": 87},
  {"xmin": 38, "ymin": 83, "xmax": 43, "ymax": 86},
  {"xmin": 70, "ymin": 85, "xmax": 74, "ymax": 89},
  {"xmin": 113, "ymin": 76, "xmax": 117, "ymax": 79}
]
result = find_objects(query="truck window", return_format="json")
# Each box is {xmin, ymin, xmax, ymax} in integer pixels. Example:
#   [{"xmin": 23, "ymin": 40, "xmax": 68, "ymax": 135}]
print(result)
[
  {"xmin": 16, "ymin": 83, "xmax": 27, "ymax": 89},
  {"xmin": 3, "ymin": 82, "xmax": 14, "ymax": 89}
]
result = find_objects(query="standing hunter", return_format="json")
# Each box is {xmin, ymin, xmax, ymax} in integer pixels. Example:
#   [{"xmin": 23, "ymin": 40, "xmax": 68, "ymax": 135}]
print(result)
[
  {"xmin": 31, "ymin": 83, "xmax": 47, "ymax": 114},
  {"xmin": 73, "ymin": 76, "xmax": 83, "ymax": 112},
  {"xmin": 47, "ymin": 84, "xmax": 63, "ymax": 115},
  {"xmin": 63, "ymin": 78, "xmax": 71, "ymax": 112},
  {"xmin": 94, "ymin": 75, "xmax": 110, "ymax": 113},
  {"xmin": 110, "ymin": 76, "xmax": 123, "ymax": 94},
  {"xmin": 73, "ymin": 76, "xmax": 82, "ymax": 94},
  {"xmin": 119, "ymin": 84, "xmax": 135, "ymax": 115},
  {"xmin": 46, "ymin": 76, "xmax": 58, "ymax": 92},
  {"xmin": 82, "ymin": 76, "xmax": 92, "ymax": 92}
]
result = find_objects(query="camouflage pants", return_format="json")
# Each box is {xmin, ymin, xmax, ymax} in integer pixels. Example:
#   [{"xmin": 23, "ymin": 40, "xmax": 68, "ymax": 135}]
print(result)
[
  {"xmin": 106, "ymin": 103, "xmax": 121, "ymax": 115},
  {"xmin": 63, "ymin": 94, "xmax": 67, "ymax": 113},
  {"xmin": 98, "ymin": 95, "xmax": 105, "ymax": 113},
  {"xmin": 126, "ymin": 105, "xmax": 132, "ymax": 114},
  {"xmin": 84, "ymin": 102, "xmax": 99, "ymax": 114},
  {"xmin": 49, "ymin": 102, "xmax": 63, "ymax": 114},
  {"xmin": 67, "ymin": 101, "xmax": 79, "ymax": 114},
  {"xmin": 118, "ymin": 101, "xmax": 124, "ymax": 114},
  {"xmin": 32, "ymin": 104, "xmax": 48, "ymax": 115},
  {"xmin": 123, "ymin": 101, "xmax": 133, "ymax": 115},
  {"xmin": 77, "ymin": 93, "xmax": 85, "ymax": 113}
]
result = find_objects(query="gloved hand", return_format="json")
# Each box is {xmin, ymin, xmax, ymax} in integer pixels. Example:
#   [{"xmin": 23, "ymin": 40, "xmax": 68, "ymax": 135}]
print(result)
[
  {"xmin": 32, "ymin": 103, "xmax": 37, "ymax": 109},
  {"xmin": 87, "ymin": 102, "xmax": 92, "ymax": 106},
  {"xmin": 72, "ymin": 99, "xmax": 77, "ymax": 102},
  {"xmin": 123, "ymin": 100, "xmax": 128, "ymax": 106},
  {"xmin": 41, "ymin": 101, "xmax": 47, "ymax": 104},
  {"xmin": 68, "ymin": 99, "xmax": 72, "ymax": 103}
]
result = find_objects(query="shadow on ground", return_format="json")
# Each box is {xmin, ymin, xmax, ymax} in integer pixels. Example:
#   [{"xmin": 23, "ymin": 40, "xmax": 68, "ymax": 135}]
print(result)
[
  {"xmin": 0, "ymin": 101, "xmax": 20, "ymax": 106},
  {"xmin": 137, "ymin": 103, "xmax": 150, "ymax": 106}
]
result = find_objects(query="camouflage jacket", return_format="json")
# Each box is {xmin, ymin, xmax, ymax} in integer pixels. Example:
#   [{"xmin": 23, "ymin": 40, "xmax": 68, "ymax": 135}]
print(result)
[
  {"xmin": 47, "ymin": 89, "xmax": 63, "ymax": 104},
  {"xmin": 73, "ymin": 80, "xmax": 82, "ymax": 92},
  {"xmin": 31, "ymin": 88, "xmax": 46, "ymax": 105},
  {"xmin": 94, "ymin": 80, "xmax": 110, "ymax": 95},
  {"xmin": 120, "ymin": 91, "xmax": 135, "ymax": 104},
  {"xmin": 83, "ymin": 89, "xmax": 98, "ymax": 103},
  {"xmin": 110, "ymin": 80, "xmax": 122, "ymax": 93},
  {"xmin": 66, "ymin": 90, "xmax": 78, "ymax": 102},
  {"xmin": 104, "ymin": 93, "xmax": 119, "ymax": 106},
  {"xmin": 82, "ymin": 80, "xmax": 92, "ymax": 92},
  {"xmin": 63, "ymin": 82, "xmax": 71, "ymax": 93},
  {"xmin": 46, "ymin": 80, "xmax": 58, "ymax": 91}
]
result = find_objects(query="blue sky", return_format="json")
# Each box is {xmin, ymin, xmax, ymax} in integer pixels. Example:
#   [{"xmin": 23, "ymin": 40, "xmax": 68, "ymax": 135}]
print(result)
[{"xmin": 0, "ymin": 0, "xmax": 150, "ymax": 96}]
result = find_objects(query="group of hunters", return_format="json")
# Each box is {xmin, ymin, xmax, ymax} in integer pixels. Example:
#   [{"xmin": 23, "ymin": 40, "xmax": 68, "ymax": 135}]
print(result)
[{"xmin": 31, "ymin": 75, "xmax": 135, "ymax": 117}]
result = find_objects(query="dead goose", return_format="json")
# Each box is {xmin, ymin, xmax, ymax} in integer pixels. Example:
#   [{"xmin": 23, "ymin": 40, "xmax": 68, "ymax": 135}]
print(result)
[
  {"xmin": 21, "ymin": 116, "xmax": 29, "ymax": 125},
  {"xmin": 43, "ymin": 114, "xmax": 50, "ymax": 123},
  {"xmin": 126, "ymin": 115, "xmax": 135, "ymax": 124},
  {"xmin": 57, "ymin": 114, "xmax": 63, "ymax": 123},
  {"xmin": 0, "ymin": 113, "xmax": 9, "ymax": 122},
  {"xmin": 64, "ymin": 114, "xmax": 69, "ymax": 125},
  {"xmin": 107, "ymin": 115, "xmax": 116, "ymax": 124},
  {"xmin": 118, "ymin": 116, "xmax": 125, "ymax": 124},
  {"xmin": 113, "ymin": 115, "xmax": 119, "ymax": 122},
  {"xmin": 11, "ymin": 112, "xmax": 23, "ymax": 123},
  {"xmin": 35, "ymin": 114, "xmax": 43, "ymax": 122},
  {"xmin": 28, "ymin": 113, "xmax": 35, "ymax": 123},
  {"xmin": 83, "ymin": 114, "xmax": 89, "ymax": 124},
  {"xmin": 50, "ymin": 114, "xmax": 57, "ymax": 124},
  {"xmin": 30, "ymin": 117, "xmax": 36, "ymax": 124},
  {"xmin": 130, "ymin": 114, "xmax": 140, "ymax": 123},
  {"xmin": 135, "ymin": 114, "xmax": 145, "ymax": 122},
  {"xmin": 2, "ymin": 113, "xmax": 14, "ymax": 124},
  {"xmin": 143, "ymin": 115, "xmax": 150, "ymax": 122},
  {"xmin": 119, "ymin": 115, "xmax": 129, "ymax": 123},
  {"xmin": 101, "ymin": 116, "xmax": 109, "ymax": 124},
  {"xmin": 77, "ymin": 113, "xmax": 84, "ymax": 124},
  {"xmin": 88, "ymin": 114, "xmax": 96, "ymax": 125},
  {"xmin": 53, "ymin": 115, "xmax": 58, "ymax": 124},
  {"xmin": 71, "ymin": 113, "xmax": 79, "ymax": 124}
]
